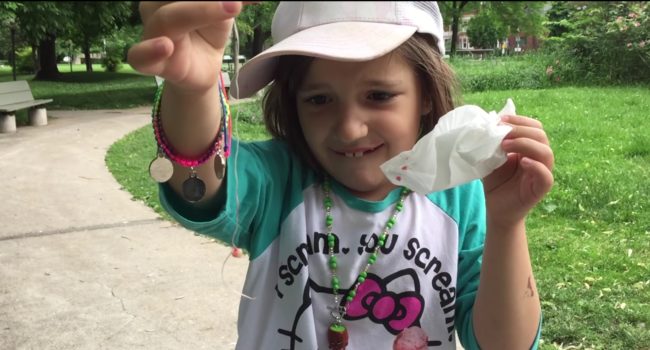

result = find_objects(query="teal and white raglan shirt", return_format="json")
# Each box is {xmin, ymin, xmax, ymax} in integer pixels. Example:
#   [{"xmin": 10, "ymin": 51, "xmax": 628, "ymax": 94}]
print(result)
[{"xmin": 160, "ymin": 139, "xmax": 541, "ymax": 350}]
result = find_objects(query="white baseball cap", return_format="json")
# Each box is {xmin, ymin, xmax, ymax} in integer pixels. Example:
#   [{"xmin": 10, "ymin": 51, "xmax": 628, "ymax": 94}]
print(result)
[{"xmin": 231, "ymin": 1, "xmax": 445, "ymax": 99}]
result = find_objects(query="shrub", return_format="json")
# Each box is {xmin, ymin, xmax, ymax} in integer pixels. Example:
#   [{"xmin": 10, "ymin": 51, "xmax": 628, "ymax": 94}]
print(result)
[
  {"xmin": 449, "ymin": 54, "xmax": 552, "ymax": 92},
  {"xmin": 541, "ymin": 2, "xmax": 650, "ymax": 84},
  {"xmin": 15, "ymin": 46, "xmax": 34, "ymax": 74}
]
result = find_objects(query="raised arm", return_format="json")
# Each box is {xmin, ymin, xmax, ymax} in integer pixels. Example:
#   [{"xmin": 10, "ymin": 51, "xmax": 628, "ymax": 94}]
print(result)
[
  {"xmin": 127, "ymin": 1, "xmax": 244, "ymax": 205},
  {"xmin": 474, "ymin": 114, "xmax": 554, "ymax": 349}
]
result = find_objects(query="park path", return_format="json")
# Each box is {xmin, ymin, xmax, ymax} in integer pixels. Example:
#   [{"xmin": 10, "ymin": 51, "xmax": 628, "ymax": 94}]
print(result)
[{"xmin": 0, "ymin": 108, "xmax": 247, "ymax": 350}]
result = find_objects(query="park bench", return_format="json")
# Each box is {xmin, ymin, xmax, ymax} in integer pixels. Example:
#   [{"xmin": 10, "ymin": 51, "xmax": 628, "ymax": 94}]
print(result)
[{"xmin": 0, "ymin": 80, "xmax": 52, "ymax": 133}]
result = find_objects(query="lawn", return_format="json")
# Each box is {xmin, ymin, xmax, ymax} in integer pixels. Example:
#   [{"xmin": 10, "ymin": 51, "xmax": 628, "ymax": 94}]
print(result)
[
  {"xmin": 105, "ymin": 85, "xmax": 650, "ymax": 350},
  {"xmin": 0, "ymin": 63, "xmax": 155, "ymax": 111}
]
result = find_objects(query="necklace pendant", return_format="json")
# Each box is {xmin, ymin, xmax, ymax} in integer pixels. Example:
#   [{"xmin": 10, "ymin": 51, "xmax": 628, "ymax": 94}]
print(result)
[{"xmin": 328, "ymin": 323, "xmax": 349, "ymax": 350}]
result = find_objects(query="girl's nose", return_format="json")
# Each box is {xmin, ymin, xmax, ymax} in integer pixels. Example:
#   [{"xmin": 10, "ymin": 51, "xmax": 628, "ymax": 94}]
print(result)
[{"xmin": 335, "ymin": 104, "xmax": 368, "ymax": 143}]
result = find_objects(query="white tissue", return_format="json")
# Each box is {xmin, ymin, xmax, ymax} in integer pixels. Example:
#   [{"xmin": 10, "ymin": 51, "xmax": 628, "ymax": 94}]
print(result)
[{"xmin": 380, "ymin": 99, "xmax": 516, "ymax": 194}]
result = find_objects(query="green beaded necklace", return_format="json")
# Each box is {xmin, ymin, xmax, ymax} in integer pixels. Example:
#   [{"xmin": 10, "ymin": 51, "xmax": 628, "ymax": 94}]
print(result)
[{"xmin": 322, "ymin": 178, "xmax": 411, "ymax": 350}]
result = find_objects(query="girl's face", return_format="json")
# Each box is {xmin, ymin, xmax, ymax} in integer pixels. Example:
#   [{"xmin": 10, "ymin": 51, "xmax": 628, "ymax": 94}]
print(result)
[{"xmin": 296, "ymin": 53, "xmax": 425, "ymax": 201}]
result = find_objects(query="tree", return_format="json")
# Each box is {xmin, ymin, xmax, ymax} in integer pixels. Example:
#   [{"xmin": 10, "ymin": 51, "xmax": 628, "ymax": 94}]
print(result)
[
  {"xmin": 66, "ymin": 1, "xmax": 132, "ymax": 72},
  {"xmin": 467, "ymin": 10, "xmax": 499, "ymax": 49},
  {"xmin": 438, "ymin": 1, "xmax": 473, "ymax": 56},
  {"xmin": 0, "ymin": 2, "xmax": 23, "ymax": 80},
  {"xmin": 542, "ymin": 1, "xmax": 649, "ymax": 83},
  {"xmin": 14, "ymin": 2, "xmax": 74, "ymax": 80},
  {"xmin": 235, "ymin": 2, "xmax": 279, "ymax": 58},
  {"xmin": 439, "ymin": 1, "xmax": 547, "ymax": 55},
  {"xmin": 544, "ymin": 1, "xmax": 574, "ymax": 38},
  {"xmin": 486, "ymin": 1, "xmax": 547, "ymax": 39}
]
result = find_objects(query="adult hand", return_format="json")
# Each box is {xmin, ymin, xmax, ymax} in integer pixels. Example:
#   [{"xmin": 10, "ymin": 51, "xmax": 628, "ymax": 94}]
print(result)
[
  {"xmin": 482, "ymin": 115, "xmax": 555, "ymax": 229},
  {"xmin": 127, "ymin": 1, "xmax": 244, "ymax": 93}
]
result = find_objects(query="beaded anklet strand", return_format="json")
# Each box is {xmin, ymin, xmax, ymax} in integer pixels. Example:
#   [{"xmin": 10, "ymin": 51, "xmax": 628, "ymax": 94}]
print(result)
[
  {"xmin": 149, "ymin": 75, "xmax": 232, "ymax": 202},
  {"xmin": 323, "ymin": 178, "xmax": 411, "ymax": 350}
]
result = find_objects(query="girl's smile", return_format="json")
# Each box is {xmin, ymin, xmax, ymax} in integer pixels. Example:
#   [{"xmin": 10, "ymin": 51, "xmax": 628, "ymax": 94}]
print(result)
[{"xmin": 296, "ymin": 53, "xmax": 426, "ymax": 201}]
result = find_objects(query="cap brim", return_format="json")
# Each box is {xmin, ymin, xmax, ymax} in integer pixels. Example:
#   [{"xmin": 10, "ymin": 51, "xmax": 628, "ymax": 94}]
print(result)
[{"xmin": 231, "ymin": 22, "xmax": 417, "ymax": 99}]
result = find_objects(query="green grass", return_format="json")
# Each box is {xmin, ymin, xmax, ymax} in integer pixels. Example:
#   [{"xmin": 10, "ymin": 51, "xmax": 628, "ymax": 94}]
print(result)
[
  {"xmin": 106, "ymin": 86, "xmax": 649, "ymax": 350},
  {"xmin": 0, "ymin": 64, "xmax": 155, "ymax": 110}
]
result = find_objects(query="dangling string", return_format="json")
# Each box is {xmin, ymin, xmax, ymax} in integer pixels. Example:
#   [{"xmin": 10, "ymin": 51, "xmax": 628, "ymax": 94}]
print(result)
[{"xmin": 218, "ymin": 69, "xmax": 255, "ymax": 301}]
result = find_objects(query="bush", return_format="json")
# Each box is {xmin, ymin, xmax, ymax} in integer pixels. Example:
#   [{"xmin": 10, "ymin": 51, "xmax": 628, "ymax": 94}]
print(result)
[
  {"xmin": 100, "ymin": 24, "xmax": 143, "ymax": 73},
  {"xmin": 15, "ymin": 46, "xmax": 35, "ymax": 74},
  {"xmin": 449, "ymin": 54, "xmax": 552, "ymax": 92},
  {"xmin": 541, "ymin": 2, "xmax": 650, "ymax": 84}
]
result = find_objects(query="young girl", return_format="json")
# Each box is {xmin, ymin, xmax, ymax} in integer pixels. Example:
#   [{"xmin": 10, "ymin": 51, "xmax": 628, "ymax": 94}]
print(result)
[{"xmin": 128, "ymin": 2, "xmax": 553, "ymax": 349}]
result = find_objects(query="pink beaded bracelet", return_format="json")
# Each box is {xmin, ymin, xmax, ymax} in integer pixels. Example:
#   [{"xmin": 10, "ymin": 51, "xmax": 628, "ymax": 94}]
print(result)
[
  {"xmin": 151, "ymin": 85, "xmax": 225, "ymax": 168},
  {"xmin": 148, "ymin": 77, "xmax": 230, "ymax": 202}
]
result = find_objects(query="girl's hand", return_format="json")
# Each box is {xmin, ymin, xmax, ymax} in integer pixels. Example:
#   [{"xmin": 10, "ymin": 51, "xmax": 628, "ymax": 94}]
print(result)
[
  {"xmin": 127, "ymin": 1, "xmax": 244, "ymax": 93},
  {"xmin": 482, "ymin": 115, "xmax": 555, "ymax": 230}
]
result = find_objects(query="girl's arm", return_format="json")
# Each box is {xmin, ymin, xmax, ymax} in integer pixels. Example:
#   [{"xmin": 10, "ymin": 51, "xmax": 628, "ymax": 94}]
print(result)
[
  {"xmin": 127, "ymin": 2, "xmax": 244, "ymax": 206},
  {"xmin": 473, "ymin": 114, "xmax": 554, "ymax": 349},
  {"xmin": 473, "ymin": 220, "xmax": 541, "ymax": 349}
]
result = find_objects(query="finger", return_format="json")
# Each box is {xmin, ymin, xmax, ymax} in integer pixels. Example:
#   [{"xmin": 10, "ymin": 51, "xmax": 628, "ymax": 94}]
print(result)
[
  {"xmin": 127, "ymin": 37, "xmax": 174, "ymax": 76},
  {"xmin": 502, "ymin": 138, "xmax": 555, "ymax": 171},
  {"xmin": 144, "ymin": 1, "xmax": 242, "ymax": 42},
  {"xmin": 500, "ymin": 114, "xmax": 543, "ymax": 129},
  {"xmin": 139, "ymin": 2, "xmax": 172, "ymax": 24},
  {"xmin": 503, "ymin": 124, "xmax": 550, "ymax": 145},
  {"xmin": 520, "ymin": 157, "xmax": 554, "ymax": 203}
]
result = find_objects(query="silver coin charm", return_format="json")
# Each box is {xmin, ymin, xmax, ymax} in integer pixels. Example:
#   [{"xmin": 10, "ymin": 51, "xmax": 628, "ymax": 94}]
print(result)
[
  {"xmin": 215, "ymin": 152, "xmax": 226, "ymax": 180},
  {"xmin": 182, "ymin": 172, "xmax": 206, "ymax": 202},
  {"xmin": 149, "ymin": 156, "xmax": 174, "ymax": 183}
]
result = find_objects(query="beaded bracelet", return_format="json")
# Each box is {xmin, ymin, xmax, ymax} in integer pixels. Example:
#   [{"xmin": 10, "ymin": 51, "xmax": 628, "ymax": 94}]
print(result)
[{"xmin": 148, "ymin": 74, "xmax": 232, "ymax": 203}]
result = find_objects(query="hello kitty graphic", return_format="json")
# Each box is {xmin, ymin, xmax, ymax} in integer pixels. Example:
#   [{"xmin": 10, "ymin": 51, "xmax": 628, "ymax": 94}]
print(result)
[{"xmin": 277, "ymin": 269, "xmax": 446, "ymax": 349}]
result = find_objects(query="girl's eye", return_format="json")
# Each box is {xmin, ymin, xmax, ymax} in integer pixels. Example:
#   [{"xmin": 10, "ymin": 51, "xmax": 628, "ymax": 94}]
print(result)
[
  {"xmin": 304, "ymin": 95, "xmax": 330, "ymax": 105},
  {"xmin": 367, "ymin": 91, "xmax": 395, "ymax": 101}
]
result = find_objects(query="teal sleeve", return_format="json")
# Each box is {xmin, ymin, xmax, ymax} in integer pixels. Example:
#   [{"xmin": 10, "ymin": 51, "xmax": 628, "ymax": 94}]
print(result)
[{"xmin": 159, "ymin": 139, "xmax": 312, "ymax": 259}]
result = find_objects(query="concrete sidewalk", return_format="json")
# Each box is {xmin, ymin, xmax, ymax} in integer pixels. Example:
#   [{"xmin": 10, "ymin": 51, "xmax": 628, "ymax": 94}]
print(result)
[{"xmin": 0, "ymin": 108, "xmax": 248, "ymax": 350}]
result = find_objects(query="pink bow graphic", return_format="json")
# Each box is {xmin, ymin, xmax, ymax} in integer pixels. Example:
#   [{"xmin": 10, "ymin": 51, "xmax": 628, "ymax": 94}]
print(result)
[{"xmin": 345, "ymin": 273, "xmax": 424, "ymax": 334}]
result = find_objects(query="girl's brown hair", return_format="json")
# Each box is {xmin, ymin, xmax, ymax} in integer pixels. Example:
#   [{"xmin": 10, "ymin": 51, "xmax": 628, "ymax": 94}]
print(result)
[{"xmin": 262, "ymin": 33, "xmax": 461, "ymax": 171}]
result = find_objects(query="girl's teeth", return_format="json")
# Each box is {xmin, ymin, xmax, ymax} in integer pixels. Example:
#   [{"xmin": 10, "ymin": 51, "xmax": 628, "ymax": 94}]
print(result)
[{"xmin": 344, "ymin": 152, "xmax": 364, "ymax": 158}]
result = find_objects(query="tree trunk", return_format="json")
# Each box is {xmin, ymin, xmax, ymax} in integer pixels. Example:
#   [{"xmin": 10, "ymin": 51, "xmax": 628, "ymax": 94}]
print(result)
[
  {"xmin": 83, "ymin": 36, "xmax": 93, "ymax": 72},
  {"xmin": 251, "ymin": 25, "xmax": 265, "ymax": 57},
  {"xmin": 10, "ymin": 26, "xmax": 16, "ymax": 81},
  {"xmin": 35, "ymin": 33, "xmax": 60, "ymax": 80},
  {"xmin": 449, "ymin": 1, "xmax": 469, "ymax": 57},
  {"xmin": 450, "ymin": 14, "xmax": 459, "ymax": 56}
]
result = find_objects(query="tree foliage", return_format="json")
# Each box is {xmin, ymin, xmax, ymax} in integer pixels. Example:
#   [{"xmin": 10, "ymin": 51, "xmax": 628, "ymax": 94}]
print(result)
[
  {"xmin": 1, "ymin": 1, "xmax": 135, "ymax": 79},
  {"xmin": 542, "ymin": 1, "xmax": 650, "ymax": 83},
  {"xmin": 438, "ymin": 1, "xmax": 473, "ymax": 56},
  {"xmin": 235, "ymin": 2, "xmax": 279, "ymax": 57},
  {"xmin": 466, "ymin": 9, "xmax": 499, "ymax": 49},
  {"xmin": 66, "ymin": 1, "xmax": 132, "ymax": 72},
  {"xmin": 439, "ymin": 1, "xmax": 546, "ymax": 55}
]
